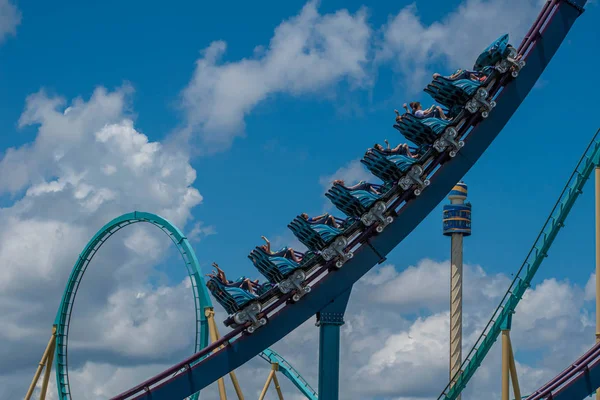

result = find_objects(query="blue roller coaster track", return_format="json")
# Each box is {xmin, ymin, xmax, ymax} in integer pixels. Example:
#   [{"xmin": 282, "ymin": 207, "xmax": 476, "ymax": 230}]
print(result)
[
  {"xmin": 526, "ymin": 339, "xmax": 600, "ymax": 399},
  {"xmin": 106, "ymin": 1, "xmax": 588, "ymax": 399}
]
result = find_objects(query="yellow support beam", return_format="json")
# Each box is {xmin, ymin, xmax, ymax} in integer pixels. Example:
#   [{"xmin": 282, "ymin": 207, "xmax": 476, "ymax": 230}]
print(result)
[
  {"xmin": 207, "ymin": 309, "xmax": 228, "ymax": 399},
  {"xmin": 206, "ymin": 308, "xmax": 245, "ymax": 400},
  {"xmin": 508, "ymin": 336, "xmax": 521, "ymax": 400},
  {"xmin": 25, "ymin": 325, "xmax": 56, "ymax": 400},
  {"xmin": 39, "ymin": 332, "xmax": 56, "ymax": 400},
  {"xmin": 501, "ymin": 329, "xmax": 521, "ymax": 400},
  {"xmin": 259, "ymin": 370, "xmax": 275, "ymax": 400},
  {"xmin": 501, "ymin": 330, "xmax": 510, "ymax": 400},
  {"xmin": 259, "ymin": 364, "xmax": 284, "ymax": 400},
  {"xmin": 271, "ymin": 364, "xmax": 284, "ymax": 400}
]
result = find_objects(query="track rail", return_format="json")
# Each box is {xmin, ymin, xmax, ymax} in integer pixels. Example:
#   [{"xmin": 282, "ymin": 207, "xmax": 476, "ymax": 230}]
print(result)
[
  {"xmin": 260, "ymin": 349, "xmax": 318, "ymax": 400},
  {"xmin": 110, "ymin": 1, "xmax": 587, "ymax": 399},
  {"xmin": 53, "ymin": 211, "xmax": 316, "ymax": 400},
  {"xmin": 525, "ymin": 341, "xmax": 600, "ymax": 400},
  {"xmin": 439, "ymin": 127, "xmax": 600, "ymax": 399},
  {"xmin": 53, "ymin": 212, "xmax": 209, "ymax": 400}
]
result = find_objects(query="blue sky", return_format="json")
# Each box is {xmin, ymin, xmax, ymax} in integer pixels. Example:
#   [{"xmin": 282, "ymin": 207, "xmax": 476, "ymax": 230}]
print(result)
[
  {"xmin": 2, "ymin": 0, "xmax": 593, "ymax": 283},
  {"xmin": 1, "ymin": 0, "xmax": 599, "ymax": 399}
]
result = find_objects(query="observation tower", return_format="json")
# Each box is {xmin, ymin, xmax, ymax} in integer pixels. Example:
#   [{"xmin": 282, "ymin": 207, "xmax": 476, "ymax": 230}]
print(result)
[{"xmin": 443, "ymin": 181, "xmax": 471, "ymax": 397}]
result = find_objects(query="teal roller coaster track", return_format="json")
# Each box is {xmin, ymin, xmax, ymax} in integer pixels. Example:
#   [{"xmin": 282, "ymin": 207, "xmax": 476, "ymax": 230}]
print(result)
[{"xmin": 53, "ymin": 211, "xmax": 319, "ymax": 400}]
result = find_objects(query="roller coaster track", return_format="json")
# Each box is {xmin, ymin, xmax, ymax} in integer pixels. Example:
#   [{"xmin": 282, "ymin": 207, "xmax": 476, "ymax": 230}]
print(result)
[
  {"xmin": 260, "ymin": 349, "xmax": 318, "ymax": 400},
  {"xmin": 109, "ymin": 1, "xmax": 587, "ymax": 399},
  {"xmin": 52, "ymin": 211, "xmax": 317, "ymax": 400},
  {"xmin": 53, "ymin": 212, "xmax": 208, "ymax": 400},
  {"xmin": 439, "ymin": 128, "xmax": 600, "ymax": 399},
  {"xmin": 525, "ymin": 340, "xmax": 600, "ymax": 400}
]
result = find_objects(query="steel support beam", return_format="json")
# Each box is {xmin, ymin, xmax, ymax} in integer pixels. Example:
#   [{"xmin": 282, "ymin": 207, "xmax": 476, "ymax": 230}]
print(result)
[{"xmin": 317, "ymin": 288, "xmax": 351, "ymax": 400}]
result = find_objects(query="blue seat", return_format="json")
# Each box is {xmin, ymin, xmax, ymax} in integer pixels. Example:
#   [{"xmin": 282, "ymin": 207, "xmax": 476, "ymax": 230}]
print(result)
[
  {"xmin": 325, "ymin": 182, "xmax": 383, "ymax": 218},
  {"xmin": 248, "ymin": 247, "xmax": 300, "ymax": 284},
  {"xmin": 394, "ymin": 113, "xmax": 452, "ymax": 147},
  {"xmin": 206, "ymin": 277, "xmax": 257, "ymax": 315},
  {"xmin": 361, "ymin": 149, "xmax": 417, "ymax": 183},
  {"xmin": 424, "ymin": 66, "xmax": 496, "ymax": 112},
  {"xmin": 255, "ymin": 281, "xmax": 275, "ymax": 296},
  {"xmin": 474, "ymin": 34, "xmax": 511, "ymax": 71},
  {"xmin": 288, "ymin": 216, "xmax": 353, "ymax": 252}
]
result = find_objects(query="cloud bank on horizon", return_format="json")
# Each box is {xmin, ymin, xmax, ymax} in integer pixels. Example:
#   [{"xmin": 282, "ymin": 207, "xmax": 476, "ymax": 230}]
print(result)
[{"xmin": 0, "ymin": 0, "xmax": 593, "ymax": 399}]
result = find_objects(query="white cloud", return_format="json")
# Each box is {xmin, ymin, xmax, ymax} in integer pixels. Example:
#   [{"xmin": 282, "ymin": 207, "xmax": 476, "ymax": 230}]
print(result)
[
  {"xmin": 4, "ymin": 248, "xmax": 594, "ymax": 399},
  {"xmin": 319, "ymin": 159, "xmax": 376, "ymax": 191},
  {"xmin": 1, "ymin": 86, "xmax": 202, "ymax": 224},
  {"xmin": 87, "ymin": 280, "xmax": 196, "ymax": 358},
  {"xmin": 377, "ymin": 0, "xmax": 544, "ymax": 92},
  {"xmin": 188, "ymin": 220, "xmax": 217, "ymax": 243},
  {"xmin": 0, "ymin": 86, "xmax": 211, "ymax": 397},
  {"xmin": 261, "ymin": 264, "xmax": 594, "ymax": 400},
  {"xmin": 175, "ymin": 0, "xmax": 548, "ymax": 152},
  {"xmin": 360, "ymin": 259, "xmax": 510, "ymax": 314},
  {"xmin": 0, "ymin": 0, "xmax": 20, "ymax": 44},
  {"xmin": 180, "ymin": 0, "xmax": 372, "ymax": 152},
  {"xmin": 585, "ymin": 272, "xmax": 596, "ymax": 301}
]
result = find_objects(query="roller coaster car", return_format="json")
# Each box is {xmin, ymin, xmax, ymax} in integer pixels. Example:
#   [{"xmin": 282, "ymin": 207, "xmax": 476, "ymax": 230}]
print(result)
[
  {"xmin": 206, "ymin": 277, "xmax": 271, "ymax": 333},
  {"xmin": 248, "ymin": 247, "xmax": 313, "ymax": 301},
  {"xmin": 287, "ymin": 216, "xmax": 356, "ymax": 268},
  {"xmin": 424, "ymin": 67, "xmax": 497, "ymax": 119},
  {"xmin": 325, "ymin": 182, "xmax": 395, "ymax": 233},
  {"xmin": 474, "ymin": 34, "xmax": 525, "ymax": 77},
  {"xmin": 394, "ymin": 114, "xmax": 464, "ymax": 158},
  {"xmin": 361, "ymin": 148, "xmax": 419, "ymax": 184}
]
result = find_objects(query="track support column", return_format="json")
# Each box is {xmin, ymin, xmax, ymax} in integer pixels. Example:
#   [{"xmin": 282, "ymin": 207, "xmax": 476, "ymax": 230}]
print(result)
[
  {"xmin": 206, "ymin": 309, "xmax": 245, "ymax": 400},
  {"xmin": 258, "ymin": 363, "xmax": 284, "ymax": 400},
  {"xmin": 25, "ymin": 325, "xmax": 56, "ymax": 400},
  {"xmin": 317, "ymin": 288, "xmax": 352, "ymax": 400},
  {"xmin": 500, "ymin": 315, "xmax": 521, "ymax": 400}
]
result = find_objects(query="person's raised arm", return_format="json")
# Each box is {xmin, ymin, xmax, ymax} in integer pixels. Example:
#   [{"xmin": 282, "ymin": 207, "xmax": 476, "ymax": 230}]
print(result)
[
  {"xmin": 261, "ymin": 236, "xmax": 271, "ymax": 253},
  {"xmin": 346, "ymin": 181, "xmax": 366, "ymax": 191}
]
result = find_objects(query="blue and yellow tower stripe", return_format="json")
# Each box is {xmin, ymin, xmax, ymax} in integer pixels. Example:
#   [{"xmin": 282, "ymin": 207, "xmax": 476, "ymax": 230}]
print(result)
[
  {"xmin": 448, "ymin": 181, "xmax": 468, "ymax": 200},
  {"xmin": 443, "ymin": 182, "xmax": 472, "ymax": 236}
]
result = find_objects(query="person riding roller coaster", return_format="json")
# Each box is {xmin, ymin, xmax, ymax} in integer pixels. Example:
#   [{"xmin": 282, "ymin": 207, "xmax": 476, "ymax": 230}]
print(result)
[
  {"xmin": 431, "ymin": 50, "xmax": 523, "ymax": 83},
  {"xmin": 260, "ymin": 236, "xmax": 303, "ymax": 263},
  {"xmin": 207, "ymin": 262, "xmax": 261, "ymax": 294},
  {"xmin": 432, "ymin": 69, "xmax": 488, "ymax": 82},
  {"xmin": 403, "ymin": 101, "xmax": 451, "ymax": 120},
  {"xmin": 370, "ymin": 139, "xmax": 418, "ymax": 158},
  {"xmin": 300, "ymin": 212, "xmax": 339, "ymax": 228},
  {"xmin": 333, "ymin": 179, "xmax": 382, "ymax": 195}
]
